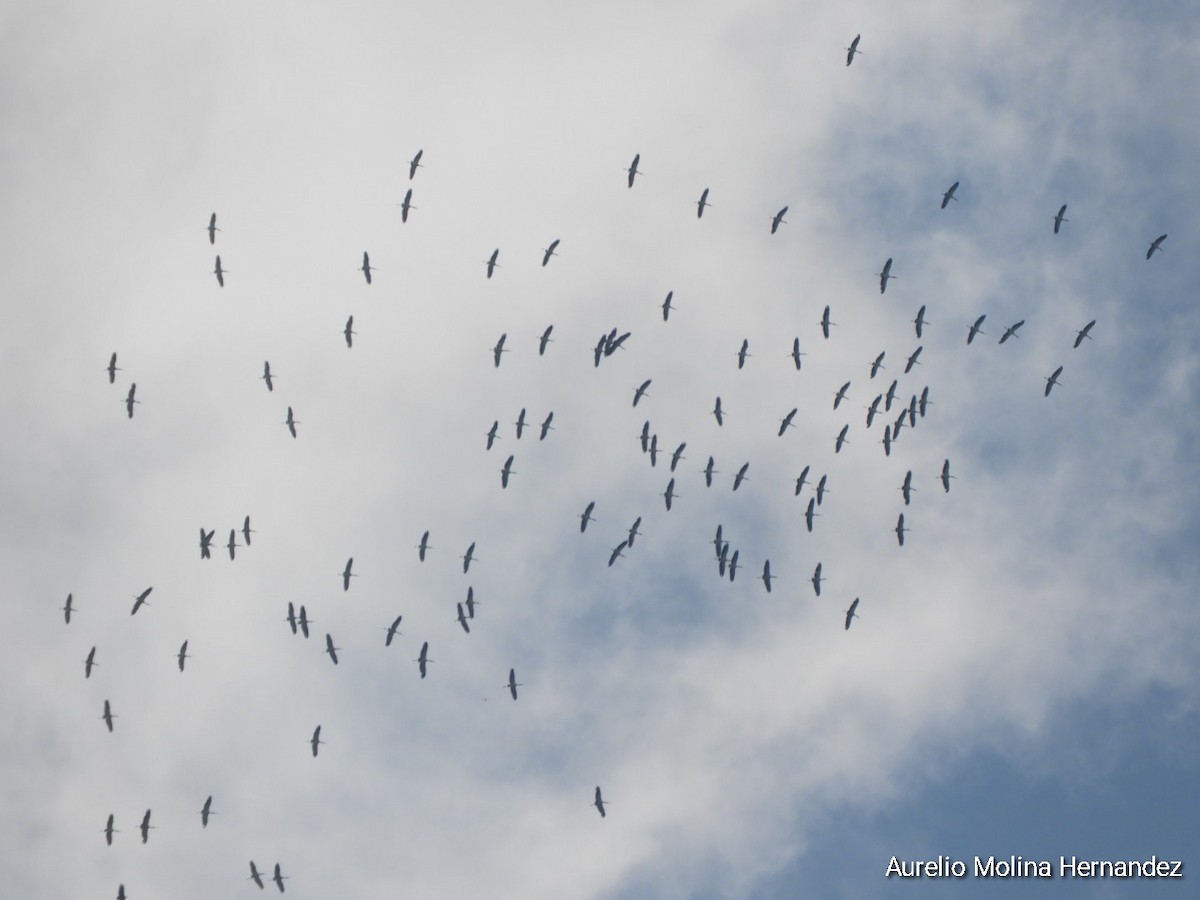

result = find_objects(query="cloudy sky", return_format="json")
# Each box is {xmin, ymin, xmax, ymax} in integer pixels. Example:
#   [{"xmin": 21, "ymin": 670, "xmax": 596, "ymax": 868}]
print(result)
[{"xmin": 3, "ymin": 1, "xmax": 1198, "ymax": 897}]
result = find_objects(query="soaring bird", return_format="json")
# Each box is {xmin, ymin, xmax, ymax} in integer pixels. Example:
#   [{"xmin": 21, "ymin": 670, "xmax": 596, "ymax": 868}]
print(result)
[
  {"xmin": 940, "ymin": 459, "xmax": 954, "ymax": 493},
  {"xmin": 877, "ymin": 258, "xmax": 897, "ymax": 294},
  {"xmin": 633, "ymin": 379, "xmax": 651, "ymax": 407},
  {"xmin": 579, "ymin": 501, "xmax": 596, "ymax": 533},
  {"xmin": 662, "ymin": 291, "xmax": 675, "ymax": 321},
  {"xmin": 999, "ymin": 320, "xmax": 1025, "ymax": 344},
  {"xmin": 273, "ymin": 863, "xmax": 288, "ymax": 893},
  {"xmin": 485, "ymin": 248, "xmax": 500, "ymax": 278},
  {"xmin": 408, "ymin": 148, "xmax": 423, "ymax": 180},
  {"xmin": 486, "ymin": 420, "xmax": 500, "ymax": 450},
  {"xmin": 844, "ymin": 597, "xmax": 860, "ymax": 630},
  {"xmin": 1074, "ymin": 319, "xmax": 1096, "ymax": 348},
  {"xmin": 835, "ymin": 424, "xmax": 850, "ymax": 453},
  {"xmin": 811, "ymin": 563, "xmax": 824, "ymax": 596},
  {"xmin": 702, "ymin": 456, "xmax": 717, "ymax": 487},
  {"xmin": 106, "ymin": 352, "xmax": 121, "ymax": 384},
  {"xmin": 500, "ymin": 454, "xmax": 516, "ymax": 488},
  {"xmin": 639, "ymin": 420, "xmax": 650, "ymax": 453},
  {"xmin": 62, "ymin": 593, "xmax": 75, "ymax": 624},
  {"xmin": 594, "ymin": 786, "xmax": 608, "ymax": 818},
  {"xmin": 816, "ymin": 474, "xmax": 829, "ymax": 505},
  {"xmin": 885, "ymin": 379, "xmax": 900, "ymax": 411},
  {"xmin": 737, "ymin": 338, "xmax": 751, "ymax": 369},
  {"xmin": 913, "ymin": 304, "xmax": 929, "ymax": 338},
  {"xmin": 865, "ymin": 393, "xmax": 882, "ymax": 428},
  {"xmin": 779, "ymin": 407, "xmax": 798, "ymax": 436},
  {"xmin": 881, "ymin": 423, "xmax": 892, "ymax": 457},
  {"xmin": 791, "ymin": 337, "xmax": 806, "ymax": 369},
  {"xmin": 1044, "ymin": 365, "xmax": 1064, "ymax": 397},
  {"xmin": 820, "ymin": 305, "xmax": 836, "ymax": 339},
  {"xmin": 805, "ymin": 498, "xmax": 818, "ymax": 533},
  {"xmin": 104, "ymin": 813, "xmax": 117, "ymax": 846},
  {"xmin": 177, "ymin": 640, "xmax": 191, "ymax": 672},
  {"xmin": 341, "ymin": 557, "xmax": 356, "ymax": 591},
  {"xmin": 770, "ymin": 206, "xmax": 788, "ymax": 234},
  {"xmin": 125, "ymin": 383, "xmax": 139, "ymax": 418},
  {"xmin": 626, "ymin": 153, "xmax": 642, "ymax": 188},
  {"xmin": 795, "ymin": 465, "xmax": 810, "ymax": 496},
  {"xmin": 869, "ymin": 351, "xmax": 886, "ymax": 379},
  {"xmin": 1053, "ymin": 204, "xmax": 1068, "ymax": 234},
  {"xmin": 456, "ymin": 602, "xmax": 471, "ymax": 634},
  {"xmin": 242, "ymin": 515, "xmax": 254, "ymax": 546},
  {"xmin": 139, "ymin": 809, "xmax": 154, "ymax": 844},
  {"xmin": 324, "ymin": 633, "xmax": 340, "ymax": 665},
  {"xmin": 1146, "ymin": 234, "xmax": 1167, "ymax": 259},
  {"xmin": 845, "ymin": 34, "xmax": 862, "ymax": 66},
  {"xmin": 226, "ymin": 529, "xmax": 238, "ymax": 560},
  {"xmin": 967, "ymin": 314, "xmax": 986, "ymax": 344},
  {"xmin": 538, "ymin": 325, "xmax": 554, "ymax": 355},
  {"xmin": 84, "ymin": 646, "xmax": 97, "ymax": 678},
  {"xmin": 608, "ymin": 540, "xmax": 627, "ymax": 567},
  {"xmin": 298, "ymin": 605, "xmax": 312, "ymax": 638},
  {"xmin": 670, "ymin": 442, "xmax": 686, "ymax": 471},
  {"xmin": 213, "ymin": 255, "xmax": 226, "ymax": 287},
  {"xmin": 833, "ymin": 381, "xmax": 851, "ymax": 410},
  {"xmin": 310, "ymin": 725, "xmax": 324, "ymax": 757},
  {"xmin": 761, "ymin": 560, "xmax": 774, "ymax": 593},
  {"xmin": 101, "ymin": 699, "xmax": 116, "ymax": 732},
  {"xmin": 663, "ymin": 477, "xmax": 677, "ymax": 510},
  {"xmin": 130, "ymin": 586, "xmax": 152, "ymax": 615},
  {"xmin": 416, "ymin": 530, "xmax": 432, "ymax": 561},
  {"xmin": 728, "ymin": 549, "xmax": 741, "ymax": 583},
  {"xmin": 249, "ymin": 861, "xmax": 266, "ymax": 888},
  {"xmin": 416, "ymin": 641, "xmax": 432, "ymax": 678},
  {"xmin": 360, "ymin": 251, "xmax": 374, "ymax": 284},
  {"xmin": 261, "ymin": 361, "xmax": 275, "ymax": 392},
  {"xmin": 200, "ymin": 795, "xmax": 214, "ymax": 828},
  {"xmin": 207, "ymin": 212, "xmax": 219, "ymax": 244},
  {"xmin": 344, "ymin": 315, "xmax": 357, "ymax": 348},
  {"xmin": 627, "ymin": 516, "xmax": 643, "ymax": 548},
  {"xmin": 514, "ymin": 409, "xmax": 527, "ymax": 439},
  {"xmin": 462, "ymin": 542, "xmax": 476, "ymax": 574},
  {"xmin": 941, "ymin": 181, "xmax": 959, "ymax": 209},
  {"xmin": 919, "ymin": 385, "xmax": 931, "ymax": 417},
  {"xmin": 464, "ymin": 587, "xmax": 478, "ymax": 620},
  {"xmin": 385, "ymin": 615, "xmax": 404, "ymax": 646},
  {"xmin": 539, "ymin": 412, "xmax": 554, "ymax": 441},
  {"xmin": 895, "ymin": 513, "xmax": 909, "ymax": 546},
  {"xmin": 733, "ymin": 462, "xmax": 750, "ymax": 491},
  {"xmin": 904, "ymin": 346, "xmax": 923, "ymax": 373},
  {"xmin": 492, "ymin": 333, "xmax": 508, "ymax": 367},
  {"xmin": 900, "ymin": 470, "xmax": 915, "ymax": 505},
  {"xmin": 398, "ymin": 188, "xmax": 416, "ymax": 222},
  {"xmin": 712, "ymin": 396, "xmax": 725, "ymax": 426},
  {"xmin": 695, "ymin": 187, "xmax": 711, "ymax": 218},
  {"xmin": 285, "ymin": 406, "xmax": 299, "ymax": 438},
  {"xmin": 506, "ymin": 668, "xmax": 522, "ymax": 700},
  {"xmin": 541, "ymin": 239, "xmax": 560, "ymax": 267},
  {"xmin": 285, "ymin": 602, "xmax": 297, "ymax": 635}
]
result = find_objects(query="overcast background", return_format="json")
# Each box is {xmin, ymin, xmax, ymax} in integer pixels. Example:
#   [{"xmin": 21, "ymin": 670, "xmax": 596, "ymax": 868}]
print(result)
[{"xmin": 2, "ymin": 1, "xmax": 1198, "ymax": 897}]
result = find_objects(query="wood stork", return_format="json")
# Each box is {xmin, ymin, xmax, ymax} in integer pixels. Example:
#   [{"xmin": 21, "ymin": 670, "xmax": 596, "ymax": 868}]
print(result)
[
  {"xmin": 101, "ymin": 699, "xmax": 116, "ymax": 732},
  {"xmin": 456, "ymin": 602, "xmax": 470, "ymax": 633},
  {"xmin": 919, "ymin": 386, "xmax": 931, "ymax": 417},
  {"xmin": 713, "ymin": 524, "xmax": 725, "ymax": 556},
  {"xmin": 125, "ymin": 383, "xmax": 139, "ymax": 418},
  {"xmin": 663, "ymin": 477, "xmax": 677, "ymax": 510},
  {"xmin": 1146, "ymin": 234, "xmax": 1167, "ymax": 259},
  {"xmin": 627, "ymin": 153, "xmax": 642, "ymax": 188},
  {"xmin": 703, "ymin": 456, "xmax": 717, "ymax": 487},
  {"xmin": 717, "ymin": 541, "xmax": 729, "ymax": 577},
  {"xmin": 639, "ymin": 420, "xmax": 650, "ymax": 453},
  {"xmin": 285, "ymin": 602, "xmax": 297, "ymax": 635},
  {"xmin": 85, "ymin": 645, "xmax": 97, "ymax": 678},
  {"xmin": 844, "ymin": 597, "xmax": 860, "ymax": 630},
  {"xmin": 696, "ymin": 187, "xmax": 711, "ymax": 218},
  {"xmin": 881, "ymin": 423, "xmax": 892, "ymax": 457},
  {"xmin": 833, "ymin": 381, "xmax": 851, "ymax": 410},
  {"xmin": 805, "ymin": 498, "xmax": 818, "ymax": 532},
  {"xmin": 579, "ymin": 501, "xmax": 596, "ymax": 532},
  {"xmin": 633, "ymin": 379, "xmax": 651, "ymax": 407},
  {"xmin": 139, "ymin": 809, "xmax": 154, "ymax": 843},
  {"xmin": 506, "ymin": 668, "xmax": 522, "ymax": 700},
  {"xmin": 904, "ymin": 345, "xmax": 923, "ymax": 373},
  {"xmin": 541, "ymin": 239, "xmax": 560, "ymax": 266},
  {"xmin": 324, "ymin": 633, "xmax": 340, "ymax": 665},
  {"xmin": 360, "ymin": 251, "xmax": 375, "ymax": 284},
  {"xmin": 761, "ymin": 560, "xmax": 774, "ymax": 593},
  {"xmin": 417, "ymin": 530, "xmax": 432, "ymax": 561},
  {"xmin": 999, "ymin": 320, "xmax": 1025, "ymax": 344},
  {"xmin": 344, "ymin": 315, "xmax": 357, "ymax": 348},
  {"xmin": 795, "ymin": 465, "xmax": 810, "ymax": 496},
  {"xmin": 177, "ymin": 640, "xmax": 191, "ymax": 672},
  {"xmin": 226, "ymin": 529, "xmax": 238, "ymax": 560},
  {"xmin": 866, "ymin": 394, "xmax": 882, "ymax": 428},
  {"xmin": 485, "ymin": 248, "xmax": 500, "ymax": 278},
  {"xmin": 885, "ymin": 378, "xmax": 899, "ymax": 411},
  {"xmin": 298, "ymin": 605, "xmax": 312, "ymax": 638},
  {"xmin": 462, "ymin": 542, "xmax": 477, "ymax": 573},
  {"xmin": 900, "ymin": 470, "xmax": 915, "ymax": 505},
  {"xmin": 779, "ymin": 407, "xmax": 798, "ymax": 436},
  {"xmin": 593, "ymin": 334, "xmax": 607, "ymax": 367},
  {"xmin": 1044, "ymin": 365, "xmax": 1063, "ymax": 397},
  {"xmin": 845, "ymin": 34, "xmax": 862, "ymax": 65},
  {"xmin": 272, "ymin": 862, "xmax": 288, "ymax": 893},
  {"xmin": 131, "ymin": 586, "xmax": 152, "ymax": 616},
  {"xmin": 647, "ymin": 433, "xmax": 658, "ymax": 468},
  {"xmin": 733, "ymin": 462, "xmax": 750, "ymax": 491},
  {"xmin": 967, "ymin": 314, "xmax": 986, "ymax": 344},
  {"xmin": 385, "ymin": 615, "xmax": 403, "ymax": 646},
  {"xmin": 835, "ymin": 424, "xmax": 849, "ymax": 453},
  {"xmin": 285, "ymin": 406, "xmax": 299, "ymax": 438},
  {"xmin": 771, "ymin": 206, "xmax": 788, "ymax": 234},
  {"xmin": 207, "ymin": 212, "xmax": 219, "ymax": 244},
  {"xmin": 816, "ymin": 474, "xmax": 829, "ymax": 505},
  {"xmin": 907, "ymin": 394, "xmax": 918, "ymax": 428},
  {"xmin": 877, "ymin": 257, "xmax": 896, "ymax": 293},
  {"xmin": 416, "ymin": 641, "xmax": 432, "ymax": 678},
  {"xmin": 242, "ymin": 515, "xmax": 254, "ymax": 546},
  {"xmin": 200, "ymin": 795, "xmax": 214, "ymax": 828},
  {"xmin": 1053, "ymin": 204, "xmax": 1068, "ymax": 234},
  {"xmin": 106, "ymin": 352, "xmax": 121, "ymax": 384},
  {"xmin": 62, "ymin": 593, "xmax": 75, "ymax": 624},
  {"xmin": 820, "ymin": 305, "xmax": 836, "ymax": 339},
  {"xmin": 512, "ymin": 409, "xmax": 527, "ymax": 440},
  {"xmin": 941, "ymin": 181, "xmax": 959, "ymax": 208},
  {"xmin": 500, "ymin": 454, "xmax": 516, "ymax": 488},
  {"xmin": 310, "ymin": 725, "xmax": 324, "ymax": 757},
  {"xmin": 398, "ymin": 188, "xmax": 416, "ymax": 222},
  {"xmin": 869, "ymin": 351, "xmax": 885, "ymax": 379},
  {"xmin": 464, "ymin": 588, "xmax": 477, "ymax": 621},
  {"xmin": 670, "ymin": 442, "xmax": 686, "ymax": 471},
  {"xmin": 608, "ymin": 540, "xmax": 627, "ymax": 567},
  {"xmin": 811, "ymin": 562, "xmax": 824, "ymax": 596},
  {"xmin": 627, "ymin": 516, "xmax": 643, "ymax": 547},
  {"xmin": 539, "ymin": 325, "xmax": 554, "ymax": 355},
  {"xmin": 791, "ymin": 337, "xmax": 806, "ymax": 369},
  {"xmin": 737, "ymin": 338, "xmax": 751, "ymax": 369},
  {"xmin": 594, "ymin": 786, "xmax": 607, "ymax": 817},
  {"xmin": 492, "ymin": 333, "xmax": 508, "ymax": 367},
  {"xmin": 940, "ymin": 459, "xmax": 954, "ymax": 493},
  {"xmin": 260, "ymin": 361, "xmax": 275, "ymax": 392},
  {"xmin": 1074, "ymin": 319, "xmax": 1096, "ymax": 348},
  {"xmin": 539, "ymin": 411, "xmax": 554, "ymax": 441},
  {"xmin": 213, "ymin": 255, "xmax": 226, "ymax": 287},
  {"xmin": 895, "ymin": 513, "xmax": 909, "ymax": 546},
  {"xmin": 341, "ymin": 557, "xmax": 356, "ymax": 591},
  {"xmin": 249, "ymin": 860, "xmax": 266, "ymax": 888},
  {"xmin": 104, "ymin": 812, "xmax": 117, "ymax": 845},
  {"xmin": 913, "ymin": 305, "xmax": 929, "ymax": 338},
  {"xmin": 605, "ymin": 330, "xmax": 631, "ymax": 355},
  {"xmin": 712, "ymin": 396, "xmax": 725, "ymax": 426},
  {"xmin": 409, "ymin": 148, "xmax": 423, "ymax": 180},
  {"xmin": 486, "ymin": 420, "xmax": 500, "ymax": 450},
  {"xmin": 662, "ymin": 291, "xmax": 675, "ymax": 321},
  {"xmin": 727, "ymin": 549, "xmax": 740, "ymax": 582}
]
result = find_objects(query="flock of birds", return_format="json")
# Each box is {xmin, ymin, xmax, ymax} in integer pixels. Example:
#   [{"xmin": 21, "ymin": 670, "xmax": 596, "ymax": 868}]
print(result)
[{"xmin": 70, "ymin": 33, "xmax": 1173, "ymax": 898}]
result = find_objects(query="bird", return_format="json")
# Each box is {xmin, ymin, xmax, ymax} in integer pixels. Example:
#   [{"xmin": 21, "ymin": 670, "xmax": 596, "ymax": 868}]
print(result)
[
  {"xmin": 500, "ymin": 454, "xmax": 516, "ymax": 488},
  {"xmin": 865, "ymin": 394, "xmax": 882, "ymax": 428},
  {"xmin": 919, "ymin": 386, "xmax": 931, "ymax": 417},
  {"xmin": 845, "ymin": 34, "xmax": 862, "ymax": 65},
  {"xmin": 770, "ymin": 206, "xmax": 788, "ymax": 234},
  {"xmin": 795, "ymin": 465, "xmax": 810, "ymax": 496},
  {"xmin": 249, "ymin": 860, "xmax": 266, "ymax": 888},
  {"xmin": 199, "ymin": 795, "xmax": 214, "ymax": 828},
  {"xmin": 579, "ymin": 501, "xmax": 596, "ymax": 533},
  {"xmin": 84, "ymin": 645, "xmax": 97, "ymax": 678},
  {"xmin": 541, "ymin": 239, "xmax": 560, "ymax": 266},
  {"xmin": 662, "ymin": 291, "xmax": 675, "ymax": 321},
  {"xmin": 967, "ymin": 314, "xmax": 986, "ymax": 344},
  {"xmin": 594, "ymin": 786, "xmax": 607, "ymax": 818},
  {"xmin": 103, "ymin": 813, "xmax": 117, "ymax": 846},
  {"xmin": 695, "ymin": 187, "xmax": 711, "ymax": 218},
  {"xmin": 261, "ymin": 361, "xmax": 275, "ymax": 392},
  {"xmin": 398, "ymin": 188, "xmax": 416, "ymax": 222},
  {"xmin": 627, "ymin": 516, "xmax": 643, "ymax": 548},
  {"xmin": 226, "ymin": 529, "xmax": 238, "ymax": 560},
  {"xmin": 648, "ymin": 432, "xmax": 659, "ymax": 467},
  {"xmin": 462, "ymin": 542, "xmax": 476, "ymax": 573},
  {"xmin": 1074, "ymin": 319, "xmax": 1096, "ymax": 348},
  {"xmin": 913, "ymin": 305, "xmax": 929, "ymax": 338},
  {"xmin": 408, "ymin": 148, "xmax": 423, "ymax": 180},
  {"xmin": 670, "ymin": 442, "xmax": 686, "ymax": 471},
  {"xmin": 713, "ymin": 524, "xmax": 725, "ymax": 556},
  {"xmin": 341, "ymin": 557, "xmax": 356, "ymax": 591},
  {"xmin": 207, "ymin": 212, "xmax": 219, "ymax": 244},
  {"xmin": 106, "ymin": 352, "xmax": 121, "ymax": 384},
  {"xmin": 506, "ymin": 668, "xmax": 522, "ymax": 700},
  {"xmin": 820, "ymin": 305, "xmax": 836, "ymax": 339},
  {"xmin": 539, "ymin": 412, "xmax": 554, "ymax": 441},
  {"xmin": 177, "ymin": 640, "xmax": 191, "ymax": 672},
  {"xmin": 298, "ymin": 605, "xmax": 312, "ymax": 638},
  {"xmin": 639, "ymin": 420, "xmax": 650, "ymax": 453},
  {"xmin": 1053, "ymin": 203, "xmax": 1068, "ymax": 234},
  {"xmin": 139, "ymin": 809, "xmax": 154, "ymax": 844},
  {"xmin": 538, "ymin": 325, "xmax": 554, "ymax": 355},
  {"xmin": 869, "ymin": 352, "xmax": 886, "ymax": 379},
  {"xmin": 805, "ymin": 498, "xmax": 818, "ymax": 533},
  {"xmin": 712, "ymin": 396, "xmax": 725, "ymax": 426},
  {"xmin": 761, "ymin": 560, "xmax": 773, "ymax": 593},
  {"xmin": 310, "ymin": 725, "xmax": 324, "ymax": 757},
  {"xmin": 877, "ymin": 258, "xmax": 896, "ymax": 293},
  {"xmin": 130, "ymin": 586, "xmax": 152, "ymax": 615},
  {"xmin": 663, "ymin": 477, "xmax": 677, "ymax": 510},
  {"xmin": 324, "ymin": 633, "xmax": 340, "ymax": 665},
  {"xmin": 416, "ymin": 641, "xmax": 432, "ymax": 678},
  {"xmin": 727, "ymin": 549, "xmax": 740, "ymax": 582},
  {"xmin": 485, "ymin": 248, "xmax": 500, "ymax": 278},
  {"xmin": 456, "ymin": 602, "xmax": 470, "ymax": 634},
  {"xmin": 895, "ymin": 513, "xmax": 909, "ymax": 546},
  {"xmin": 272, "ymin": 863, "xmax": 288, "ymax": 893},
  {"xmin": 285, "ymin": 406, "xmax": 299, "ymax": 438},
  {"xmin": 626, "ymin": 153, "xmax": 642, "ymax": 188},
  {"xmin": 733, "ymin": 462, "xmax": 750, "ymax": 491},
  {"xmin": 492, "ymin": 333, "xmax": 508, "ymax": 367},
  {"xmin": 242, "ymin": 515, "xmax": 254, "ymax": 546},
  {"xmin": 486, "ymin": 420, "xmax": 500, "ymax": 450},
  {"xmin": 816, "ymin": 474, "xmax": 829, "ymax": 505},
  {"xmin": 1044, "ymin": 365, "xmax": 1064, "ymax": 397},
  {"xmin": 62, "ymin": 593, "xmax": 74, "ymax": 624},
  {"xmin": 117, "ymin": 885, "xmax": 127, "ymax": 900},
  {"xmin": 844, "ymin": 598, "xmax": 860, "ymax": 630},
  {"xmin": 466, "ymin": 587, "xmax": 478, "ymax": 621},
  {"xmin": 885, "ymin": 379, "xmax": 900, "ymax": 411},
  {"xmin": 605, "ymin": 330, "xmax": 631, "ymax": 355},
  {"xmin": 385, "ymin": 615, "xmax": 403, "ymax": 646},
  {"xmin": 631, "ymin": 379, "xmax": 652, "ymax": 408},
  {"xmin": 811, "ymin": 563, "xmax": 824, "ymax": 596},
  {"xmin": 904, "ymin": 346, "xmax": 923, "ymax": 373},
  {"xmin": 416, "ymin": 530, "xmax": 432, "ymax": 561},
  {"xmin": 360, "ymin": 251, "xmax": 374, "ymax": 284},
  {"xmin": 900, "ymin": 470, "xmax": 915, "ymax": 505},
  {"xmin": 941, "ymin": 181, "xmax": 959, "ymax": 208},
  {"xmin": 124, "ymin": 383, "xmax": 139, "ymax": 418},
  {"xmin": 881, "ymin": 423, "xmax": 892, "ymax": 457},
  {"xmin": 999, "ymin": 320, "xmax": 1025, "ymax": 344},
  {"xmin": 213, "ymin": 255, "xmax": 226, "ymax": 287},
  {"xmin": 790, "ymin": 337, "xmax": 806, "ymax": 370},
  {"xmin": 285, "ymin": 602, "xmax": 297, "ymax": 635},
  {"xmin": 608, "ymin": 540, "xmax": 627, "ymax": 567},
  {"xmin": 737, "ymin": 339, "xmax": 751, "ymax": 369},
  {"xmin": 344, "ymin": 315, "xmax": 357, "ymax": 348},
  {"xmin": 833, "ymin": 381, "xmax": 851, "ymax": 410},
  {"xmin": 702, "ymin": 456, "xmax": 717, "ymax": 487},
  {"xmin": 1146, "ymin": 234, "xmax": 1167, "ymax": 259},
  {"xmin": 835, "ymin": 424, "xmax": 850, "ymax": 453},
  {"xmin": 101, "ymin": 699, "xmax": 116, "ymax": 732},
  {"xmin": 779, "ymin": 407, "xmax": 798, "ymax": 436},
  {"xmin": 593, "ymin": 334, "xmax": 607, "ymax": 368},
  {"xmin": 940, "ymin": 459, "xmax": 955, "ymax": 493}
]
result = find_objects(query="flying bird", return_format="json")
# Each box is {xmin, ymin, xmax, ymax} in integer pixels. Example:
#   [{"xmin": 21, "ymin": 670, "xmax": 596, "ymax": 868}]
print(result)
[
  {"xmin": 816, "ymin": 474, "xmax": 829, "ymax": 505},
  {"xmin": 385, "ymin": 615, "xmax": 404, "ymax": 646},
  {"xmin": 639, "ymin": 420, "xmax": 650, "ymax": 453},
  {"xmin": 869, "ymin": 351, "xmax": 885, "ymax": 379},
  {"xmin": 820, "ymin": 305, "xmax": 836, "ymax": 339},
  {"xmin": 1074, "ymin": 319, "xmax": 1096, "ymax": 348},
  {"xmin": 795, "ymin": 465, "xmax": 810, "ymax": 496},
  {"xmin": 805, "ymin": 498, "xmax": 818, "ymax": 533},
  {"xmin": 919, "ymin": 386, "xmax": 931, "ymax": 417},
  {"xmin": 310, "ymin": 725, "xmax": 324, "ymax": 757},
  {"xmin": 594, "ymin": 786, "xmax": 607, "ymax": 818},
  {"xmin": 324, "ymin": 633, "xmax": 340, "ymax": 665},
  {"xmin": 608, "ymin": 540, "xmax": 627, "ymax": 567},
  {"xmin": 702, "ymin": 456, "xmax": 717, "ymax": 487},
  {"xmin": 341, "ymin": 557, "xmax": 356, "ymax": 591},
  {"xmin": 900, "ymin": 470, "xmax": 915, "ymax": 505},
  {"xmin": 456, "ymin": 602, "xmax": 470, "ymax": 634},
  {"xmin": 298, "ymin": 605, "xmax": 312, "ymax": 638},
  {"xmin": 84, "ymin": 646, "xmax": 97, "ymax": 678},
  {"xmin": 913, "ymin": 305, "xmax": 929, "ymax": 338},
  {"xmin": 500, "ymin": 454, "xmax": 516, "ymax": 488},
  {"xmin": 728, "ymin": 548, "xmax": 741, "ymax": 583},
  {"xmin": 712, "ymin": 396, "xmax": 725, "ymax": 426},
  {"xmin": 106, "ymin": 352, "xmax": 121, "ymax": 384},
  {"xmin": 733, "ymin": 462, "xmax": 750, "ymax": 491},
  {"xmin": 770, "ymin": 206, "xmax": 788, "ymax": 234},
  {"xmin": 904, "ymin": 346, "xmax": 923, "ymax": 373},
  {"xmin": 62, "ymin": 593, "xmax": 75, "ymax": 624},
  {"xmin": 881, "ymin": 423, "xmax": 892, "ymax": 457},
  {"xmin": 207, "ymin": 212, "xmax": 219, "ymax": 244},
  {"xmin": 541, "ymin": 239, "xmax": 560, "ymax": 266},
  {"xmin": 999, "ymin": 320, "xmax": 1025, "ymax": 344},
  {"xmin": 416, "ymin": 641, "xmax": 432, "ymax": 678},
  {"xmin": 514, "ymin": 408, "xmax": 526, "ymax": 439},
  {"xmin": 398, "ymin": 188, "xmax": 416, "ymax": 222},
  {"xmin": 139, "ymin": 809, "xmax": 154, "ymax": 844},
  {"xmin": 633, "ymin": 379, "xmax": 651, "ymax": 407},
  {"xmin": 485, "ymin": 248, "xmax": 500, "ymax": 278},
  {"xmin": 261, "ymin": 361, "xmax": 275, "ymax": 392},
  {"xmin": 579, "ymin": 501, "xmax": 596, "ymax": 533},
  {"xmin": 177, "ymin": 640, "xmax": 190, "ymax": 672},
  {"xmin": 416, "ymin": 530, "xmax": 432, "ymax": 561},
  {"xmin": 249, "ymin": 861, "xmax": 266, "ymax": 889},
  {"xmin": 101, "ymin": 699, "xmax": 116, "ymax": 732},
  {"xmin": 272, "ymin": 863, "xmax": 288, "ymax": 893},
  {"xmin": 242, "ymin": 515, "xmax": 254, "ymax": 546},
  {"xmin": 779, "ymin": 407, "xmax": 798, "ymax": 436},
  {"xmin": 811, "ymin": 563, "xmax": 824, "ymax": 596},
  {"xmin": 895, "ymin": 513, "xmax": 909, "ymax": 546},
  {"xmin": 493, "ymin": 333, "xmax": 508, "ymax": 367},
  {"xmin": 885, "ymin": 379, "xmax": 899, "ymax": 411},
  {"xmin": 761, "ymin": 560, "xmax": 773, "ymax": 593},
  {"xmin": 626, "ymin": 153, "xmax": 641, "ymax": 188},
  {"xmin": 213, "ymin": 255, "xmax": 225, "ymax": 287},
  {"xmin": 833, "ymin": 381, "xmax": 851, "ymax": 410},
  {"xmin": 130, "ymin": 586, "xmax": 152, "ymax": 615},
  {"xmin": 663, "ymin": 477, "xmax": 677, "ymax": 510},
  {"xmin": 790, "ymin": 337, "xmax": 806, "ymax": 369},
  {"xmin": 967, "ymin": 314, "xmax": 986, "ymax": 344},
  {"xmin": 344, "ymin": 315, "xmax": 356, "ymax": 348},
  {"xmin": 226, "ymin": 529, "xmax": 238, "ymax": 560},
  {"xmin": 462, "ymin": 542, "xmax": 476, "ymax": 573},
  {"xmin": 661, "ymin": 291, "xmax": 675, "ymax": 321},
  {"xmin": 941, "ymin": 181, "xmax": 959, "ymax": 208},
  {"xmin": 506, "ymin": 668, "xmax": 522, "ymax": 700},
  {"xmin": 360, "ymin": 251, "xmax": 374, "ymax": 284},
  {"xmin": 844, "ymin": 597, "xmax": 860, "ymax": 630},
  {"xmin": 737, "ymin": 338, "xmax": 751, "ymax": 369},
  {"xmin": 1146, "ymin": 234, "xmax": 1167, "ymax": 259},
  {"xmin": 103, "ymin": 813, "xmax": 117, "ymax": 846},
  {"xmin": 1044, "ymin": 365, "xmax": 1064, "ymax": 397},
  {"xmin": 125, "ymin": 383, "xmax": 139, "ymax": 418},
  {"xmin": 627, "ymin": 516, "xmax": 643, "ymax": 547},
  {"xmin": 845, "ymin": 34, "xmax": 862, "ymax": 65},
  {"xmin": 940, "ymin": 459, "xmax": 954, "ymax": 493},
  {"xmin": 486, "ymin": 420, "xmax": 500, "ymax": 450},
  {"xmin": 285, "ymin": 406, "xmax": 299, "ymax": 438},
  {"xmin": 695, "ymin": 187, "xmax": 711, "ymax": 218},
  {"xmin": 835, "ymin": 424, "xmax": 849, "ymax": 453},
  {"xmin": 670, "ymin": 442, "xmax": 686, "ymax": 471},
  {"xmin": 1053, "ymin": 204, "xmax": 1068, "ymax": 234},
  {"xmin": 539, "ymin": 412, "xmax": 554, "ymax": 440},
  {"xmin": 200, "ymin": 795, "xmax": 214, "ymax": 828},
  {"xmin": 285, "ymin": 602, "xmax": 297, "ymax": 635},
  {"xmin": 877, "ymin": 257, "xmax": 896, "ymax": 294},
  {"xmin": 408, "ymin": 148, "xmax": 423, "ymax": 180},
  {"xmin": 538, "ymin": 325, "xmax": 554, "ymax": 355}
]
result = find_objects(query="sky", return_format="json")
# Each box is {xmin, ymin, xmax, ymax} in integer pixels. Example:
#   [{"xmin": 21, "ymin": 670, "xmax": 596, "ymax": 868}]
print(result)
[{"xmin": 2, "ymin": 1, "xmax": 1198, "ymax": 897}]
